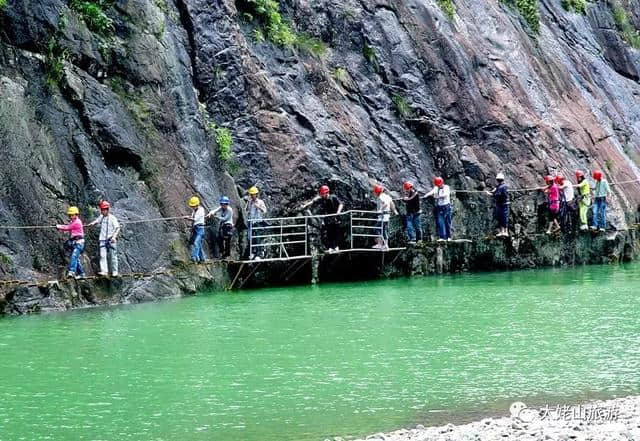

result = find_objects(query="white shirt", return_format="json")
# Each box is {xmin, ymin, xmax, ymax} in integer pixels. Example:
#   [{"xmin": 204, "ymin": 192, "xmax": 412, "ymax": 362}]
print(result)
[
  {"xmin": 247, "ymin": 199, "xmax": 267, "ymax": 220},
  {"xmin": 377, "ymin": 193, "xmax": 393, "ymax": 221},
  {"xmin": 94, "ymin": 214, "xmax": 120, "ymax": 241},
  {"xmin": 561, "ymin": 182, "xmax": 574, "ymax": 202},
  {"xmin": 427, "ymin": 185, "xmax": 451, "ymax": 206},
  {"xmin": 191, "ymin": 206, "xmax": 206, "ymax": 226},
  {"xmin": 208, "ymin": 206, "xmax": 234, "ymax": 225}
]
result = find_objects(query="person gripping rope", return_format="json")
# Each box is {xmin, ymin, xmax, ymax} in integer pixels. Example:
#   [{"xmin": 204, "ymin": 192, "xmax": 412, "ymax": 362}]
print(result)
[
  {"xmin": 544, "ymin": 175, "xmax": 561, "ymax": 234},
  {"xmin": 207, "ymin": 196, "xmax": 234, "ymax": 259},
  {"xmin": 299, "ymin": 185, "xmax": 344, "ymax": 252},
  {"xmin": 425, "ymin": 177, "xmax": 452, "ymax": 242},
  {"xmin": 87, "ymin": 201, "xmax": 120, "ymax": 277},
  {"xmin": 56, "ymin": 206, "xmax": 86, "ymax": 279},
  {"xmin": 184, "ymin": 196, "xmax": 207, "ymax": 263},
  {"xmin": 556, "ymin": 175, "xmax": 575, "ymax": 233},
  {"xmin": 402, "ymin": 181, "xmax": 422, "ymax": 244},
  {"xmin": 575, "ymin": 170, "xmax": 591, "ymax": 231},
  {"xmin": 373, "ymin": 185, "xmax": 398, "ymax": 249},
  {"xmin": 245, "ymin": 186, "xmax": 267, "ymax": 260},
  {"xmin": 487, "ymin": 173, "xmax": 509, "ymax": 237},
  {"xmin": 591, "ymin": 170, "xmax": 610, "ymax": 232}
]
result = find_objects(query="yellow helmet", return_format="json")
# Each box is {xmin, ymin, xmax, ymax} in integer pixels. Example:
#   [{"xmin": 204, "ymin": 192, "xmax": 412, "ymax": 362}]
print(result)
[
  {"xmin": 67, "ymin": 206, "xmax": 79, "ymax": 216},
  {"xmin": 247, "ymin": 186, "xmax": 259, "ymax": 195},
  {"xmin": 188, "ymin": 196, "xmax": 200, "ymax": 207}
]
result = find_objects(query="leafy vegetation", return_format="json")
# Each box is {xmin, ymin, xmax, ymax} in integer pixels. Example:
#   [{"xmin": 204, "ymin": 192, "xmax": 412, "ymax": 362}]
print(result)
[
  {"xmin": 69, "ymin": 0, "xmax": 114, "ymax": 37},
  {"xmin": 501, "ymin": 0, "xmax": 540, "ymax": 33},
  {"xmin": 45, "ymin": 37, "xmax": 69, "ymax": 87},
  {"xmin": 561, "ymin": 0, "xmax": 587, "ymax": 14},
  {"xmin": 392, "ymin": 93, "xmax": 412, "ymax": 119},
  {"xmin": 333, "ymin": 67, "xmax": 347, "ymax": 84},
  {"xmin": 0, "ymin": 0, "xmax": 7, "ymax": 10},
  {"xmin": 244, "ymin": 0, "xmax": 327, "ymax": 57},
  {"xmin": 436, "ymin": 0, "xmax": 455, "ymax": 19},
  {"xmin": 363, "ymin": 44, "xmax": 380, "ymax": 71},
  {"xmin": 605, "ymin": 159, "xmax": 614, "ymax": 172},
  {"xmin": 210, "ymin": 123, "xmax": 234, "ymax": 163},
  {"xmin": 612, "ymin": 2, "xmax": 640, "ymax": 49}
]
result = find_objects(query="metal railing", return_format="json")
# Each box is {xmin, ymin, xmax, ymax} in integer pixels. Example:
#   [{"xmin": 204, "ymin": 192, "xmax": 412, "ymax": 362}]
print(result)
[{"xmin": 349, "ymin": 210, "xmax": 384, "ymax": 249}]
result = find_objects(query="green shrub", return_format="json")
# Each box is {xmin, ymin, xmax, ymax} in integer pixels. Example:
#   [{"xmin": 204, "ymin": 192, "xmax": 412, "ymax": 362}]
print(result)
[
  {"xmin": 333, "ymin": 67, "xmax": 347, "ymax": 84},
  {"xmin": 208, "ymin": 122, "xmax": 233, "ymax": 163},
  {"xmin": 0, "ymin": 0, "xmax": 7, "ymax": 10},
  {"xmin": 561, "ymin": 0, "xmax": 587, "ymax": 14},
  {"xmin": 363, "ymin": 44, "xmax": 380, "ymax": 71},
  {"xmin": 245, "ymin": 0, "xmax": 326, "ymax": 57},
  {"xmin": 605, "ymin": 159, "xmax": 614, "ymax": 172},
  {"xmin": 69, "ymin": 0, "xmax": 114, "ymax": 36},
  {"xmin": 45, "ymin": 37, "xmax": 69, "ymax": 87},
  {"xmin": 612, "ymin": 3, "xmax": 640, "ymax": 49},
  {"xmin": 437, "ymin": 0, "xmax": 455, "ymax": 18},
  {"xmin": 392, "ymin": 93, "xmax": 412, "ymax": 119},
  {"xmin": 252, "ymin": 28, "xmax": 265, "ymax": 43},
  {"xmin": 501, "ymin": 0, "xmax": 540, "ymax": 33}
]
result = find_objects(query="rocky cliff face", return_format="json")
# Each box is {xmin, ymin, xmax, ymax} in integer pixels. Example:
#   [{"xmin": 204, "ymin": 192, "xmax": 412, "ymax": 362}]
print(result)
[{"xmin": 1, "ymin": 0, "xmax": 639, "ymax": 313}]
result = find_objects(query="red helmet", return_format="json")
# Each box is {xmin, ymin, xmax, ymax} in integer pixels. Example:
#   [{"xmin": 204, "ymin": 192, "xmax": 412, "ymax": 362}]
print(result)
[
  {"xmin": 403, "ymin": 181, "xmax": 413, "ymax": 191},
  {"xmin": 554, "ymin": 175, "xmax": 564, "ymax": 185},
  {"xmin": 373, "ymin": 184, "xmax": 384, "ymax": 195},
  {"xmin": 319, "ymin": 185, "xmax": 330, "ymax": 195},
  {"xmin": 99, "ymin": 201, "xmax": 111, "ymax": 210},
  {"xmin": 544, "ymin": 175, "xmax": 554, "ymax": 184},
  {"xmin": 433, "ymin": 177, "xmax": 444, "ymax": 187},
  {"xmin": 575, "ymin": 170, "xmax": 584, "ymax": 179},
  {"xmin": 592, "ymin": 170, "xmax": 603, "ymax": 181}
]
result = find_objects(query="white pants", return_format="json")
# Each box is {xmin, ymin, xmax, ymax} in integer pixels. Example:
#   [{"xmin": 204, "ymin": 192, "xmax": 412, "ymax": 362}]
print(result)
[{"xmin": 99, "ymin": 241, "xmax": 118, "ymax": 275}]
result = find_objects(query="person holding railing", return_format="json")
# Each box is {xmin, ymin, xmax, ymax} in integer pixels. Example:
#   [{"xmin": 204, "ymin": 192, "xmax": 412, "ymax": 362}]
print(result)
[
  {"xmin": 56, "ymin": 206, "xmax": 86, "ymax": 279},
  {"xmin": 486, "ymin": 173, "xmax": 509, "ymax": 237},
  {"xmin": 402, "ymin": 181, "xmax": 422, "ymax": 244},
  {"xmin": 184, "ymin": 196, "xmax": 207, "ymax": 263},
  {"xmin": 245, "ymin": 186, "xmax": 267, "ymax": 260},
  {"xmin": 207, "ymin": 196, "xmax": 234, "ymax": 259},
  {"xmin": 424, "ymin": 177, "xmax": 452, "ymax": 242},
  {"xmin": 373, "ymin": 184, "xmax": 398, "ymax": 249},
  {"xmin": 543, "ymin": 175, "xmax": 561, "ymax": 235},
  {"xmin": 87, "ymin": 200, "xmax": 120, "ymax": 277},
  {"xmin": 591, "ymin": 170, "xmax": 610, "ymax": 232},
  {"xmin": 556, "ymin": 175, "xmax": 575, "ymax": 233},
  {"xmin": 575, "ymin": 170, "xmax": 591, "ymax": 231},
  {"xmin": 299, "ymin": 185, "xmax": 344, "ymax": 253}
]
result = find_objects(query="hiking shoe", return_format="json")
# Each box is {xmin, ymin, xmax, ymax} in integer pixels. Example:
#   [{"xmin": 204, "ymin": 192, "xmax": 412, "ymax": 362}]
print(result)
[
  {"xmin": 66, "ymin": 271, "xmax": 76, "ymax": 279},
  {"xmin": 408, "ymin": 241, "xmax": 417, "ymax": 245},
  {"xmin": 599, "ymin": 228, "xmax": 605, "ymax": 232},
  {"xmin": 579, "ymin": 225, "xmax": 588, "ymax": 231}
]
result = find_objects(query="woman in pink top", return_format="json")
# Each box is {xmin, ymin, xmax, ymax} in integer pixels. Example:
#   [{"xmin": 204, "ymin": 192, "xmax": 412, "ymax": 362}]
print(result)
[
  {"xmin": 544, "ymin": 175, "xmax": 561, "ymax": 234},
  {"xmin": 56, "ymin": 206, "xmax": 85, "ymax": 278}
]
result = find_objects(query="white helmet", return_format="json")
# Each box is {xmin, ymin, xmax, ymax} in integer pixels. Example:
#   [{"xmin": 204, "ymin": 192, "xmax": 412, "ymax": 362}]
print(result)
[{"xmin": 496, "ymin": 172, "xmax": 505, "ymax": 180}]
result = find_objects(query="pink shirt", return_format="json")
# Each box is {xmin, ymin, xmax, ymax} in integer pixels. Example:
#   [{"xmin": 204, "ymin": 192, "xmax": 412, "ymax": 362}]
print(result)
[
  {"xmin": 548, "ymin": 184, "xmax": 560, "ymax": 211},
  {"xmin": 57, "ymin": 217, "xmax": 84, "ymax": 238}
]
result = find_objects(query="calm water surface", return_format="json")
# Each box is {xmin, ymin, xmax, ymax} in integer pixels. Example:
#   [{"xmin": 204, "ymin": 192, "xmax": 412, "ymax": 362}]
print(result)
[{"xmin": 1, "ymin": 264, "xmax": 639, "ymax": 440}]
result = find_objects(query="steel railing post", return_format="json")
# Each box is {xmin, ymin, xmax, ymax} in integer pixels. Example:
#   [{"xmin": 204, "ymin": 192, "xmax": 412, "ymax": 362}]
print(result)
[{"xmin": 350, "ymin": 211, "xmax": 353, "ymax": 250}]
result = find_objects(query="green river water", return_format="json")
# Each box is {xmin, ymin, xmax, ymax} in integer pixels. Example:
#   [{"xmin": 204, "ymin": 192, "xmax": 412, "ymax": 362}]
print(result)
[{"xmin": 1, "ymin": 264, "xmax": 639, "ymax": 440}]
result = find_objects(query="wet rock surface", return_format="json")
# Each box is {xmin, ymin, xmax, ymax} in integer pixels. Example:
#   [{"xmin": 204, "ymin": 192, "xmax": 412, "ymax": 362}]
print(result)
[
  {"xmin": 1, "ymin": 0, "xmax": 640, "ymax": 312},
  {"xmin": 352, "ymin": 395, "xmax": 640, "ymax": 441}
]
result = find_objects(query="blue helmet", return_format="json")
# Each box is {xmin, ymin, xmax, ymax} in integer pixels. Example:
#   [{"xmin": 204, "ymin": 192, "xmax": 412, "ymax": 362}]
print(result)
[{"xmin": 219, "ymin": 196, "xmax": 230, "ymax": 205}]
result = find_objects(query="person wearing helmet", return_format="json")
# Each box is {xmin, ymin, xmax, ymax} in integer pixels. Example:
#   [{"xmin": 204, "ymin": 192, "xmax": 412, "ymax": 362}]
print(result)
[
  {"xmin": 87, "ymin": 200, "xmax": 121, "ymax": 277},
  {"xmin": 245, "ymin": 186, "xmax": 267, "ymax": 260},
  {"xmin": 555, "ymin": 175, "xmax": 575, "ymax": 233},
  {"xmin": 424, "ymin": 177, "xmax": 452, "ymax": 241},
  {"xmin": 372, "ymin": 185, "xmax": 398, "ymax": 249},
  {"xmin": 544, "ymin": 175, "xmax": 561, "ymax": 234},
  {"xmin": 207, "ymin": 196, "xmax": 234, "ymax": 259},
  {"xmin": 575, "ymin": 170, "xmax": 591, "ymax": 231},
  {"xmin": 591, "ymin": 170, "xmax": 610, "ymax": 232},
  {"xmin": 402, "ymin": 181, "xmax": 422, "ymax": 244},
  {"xmin": 56, "ymin": 206, "xmax": 86, "ymax": 279},
  {"xmin": 184, "ymin": 196, "xmax": 207, "ymax": 263},
  {"xmin": 299, "ymin": 185, "xmax": 344, "ymax": 252},
  {"xmin": 486, "ymin": 173, "xmax": 509, "ymax": 237}
]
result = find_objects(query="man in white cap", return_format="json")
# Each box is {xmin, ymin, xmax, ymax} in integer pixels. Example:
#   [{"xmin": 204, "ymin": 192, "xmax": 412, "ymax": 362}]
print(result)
[{"xmin": 487, "ymin": 173, "xmax": 509, "ymax": 237}]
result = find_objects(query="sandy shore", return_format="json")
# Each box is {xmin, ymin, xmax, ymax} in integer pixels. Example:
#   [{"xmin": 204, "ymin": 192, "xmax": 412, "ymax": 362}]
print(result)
[{"xmin": 351, "ymin": 396, "xmax": 640, "ymax": 441}]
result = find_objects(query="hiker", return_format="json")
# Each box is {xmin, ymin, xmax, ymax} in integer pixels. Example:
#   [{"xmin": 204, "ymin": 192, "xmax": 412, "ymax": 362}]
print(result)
[
  {"xmin": 372, "ymin": 184, "xmax": 398, "ymax": 249},
  {"xmin": 591, "ymin": 170, "xmax": 610, "ymax": 232},
  {"xmin": 56, "ymin": 206, "xmax": 86, "ymax": 279},
  {"xmin": 87, "ymin": 200, "xmax": 120, "ymax": 277},
  {"xmin": 207, "ymin": 196, "xmax": 234, "ymax": 259},
  {"xmin": 575, "ymin": 170, "xmax": 591, "ymax": 231},
  {"xmin": 245, "ymin": 186, "xmax": 267, "ymax": 260},
  {"xmin": 555, "ymin": 175, "xmax": 575, "ymax": 233},
  {"xmin": 486, "ymin": 173, "xmax": 509, "ymax": 237},
  {"xmin": 544, "ymin": 175, "xmax": 561, "ymax": 234},
  {"xmin": 299, "ymin": 185, "xmax": 344, "ymax": 252},
  {"xmin": 402, "ymin": 181, "xmax": 422, "ymax": 244},
  {"xmin": 184, "ymin": 196, "xmax": 207, "ymax": 263},
  {"xmin": 425, "ymin": 177, "xmax": 452, "ymax": 242}
]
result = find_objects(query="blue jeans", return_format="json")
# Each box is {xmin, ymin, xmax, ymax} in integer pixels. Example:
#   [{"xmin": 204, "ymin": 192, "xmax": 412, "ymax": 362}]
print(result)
[
  {"xmin": 495, "ymin": 204, "xmax": 509, "ymax": 228},
  {"xmin": 69, "ymin": 241, "xmax": 85, "ymax": 275},
  {"xmin": 376, "ymin": 220, "xmax": 389, "ymax": 241},
  {"xmin": 405, "ymin": 213, "xmax": 422, "ymax": 241},
  {"xmin": 436, "ymin": 204, "xmax": 452, "ymax": 239},
  {"xmin": 593, "ymin": 197, "xmax": 607, "ymax": 229},
  {"xmin": 190, "ymin": 225, "xmax": 207, "ymax": 262}
]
